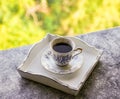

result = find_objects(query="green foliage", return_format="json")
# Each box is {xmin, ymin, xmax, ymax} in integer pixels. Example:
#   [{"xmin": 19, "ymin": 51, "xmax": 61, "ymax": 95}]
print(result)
[{"xmin": 0, "ymin": 0, "xmax": 120, "ymax": 50}]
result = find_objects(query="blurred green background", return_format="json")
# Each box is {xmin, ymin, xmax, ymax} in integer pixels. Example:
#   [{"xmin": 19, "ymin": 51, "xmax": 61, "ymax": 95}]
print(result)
[{"xmin": 0, "ymin": 0, "xmax": 120, "ymax": 50}]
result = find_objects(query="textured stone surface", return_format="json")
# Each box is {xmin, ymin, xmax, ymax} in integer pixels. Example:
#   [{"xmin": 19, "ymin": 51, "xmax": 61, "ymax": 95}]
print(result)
[{"xmin": 0, "ymin": 27, "xmax": 120, "ymax": 99}]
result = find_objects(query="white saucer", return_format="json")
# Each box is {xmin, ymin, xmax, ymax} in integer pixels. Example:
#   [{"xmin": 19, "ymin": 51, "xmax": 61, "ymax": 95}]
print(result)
[{"xmin": 41, "ymin": 48, "xmax": 83, "ymax": 74}]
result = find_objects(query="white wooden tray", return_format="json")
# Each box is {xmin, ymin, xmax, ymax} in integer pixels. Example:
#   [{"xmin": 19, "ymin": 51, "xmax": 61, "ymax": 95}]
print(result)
[{"xmin": 17, "ymin": 34, "xmax": 102, "ymax": 95}]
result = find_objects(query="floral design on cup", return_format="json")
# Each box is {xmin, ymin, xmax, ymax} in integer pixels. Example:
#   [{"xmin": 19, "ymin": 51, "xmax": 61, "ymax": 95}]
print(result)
[{"xmin": 53, "ymin": 54, "xmax": 72, "ymax": 66}]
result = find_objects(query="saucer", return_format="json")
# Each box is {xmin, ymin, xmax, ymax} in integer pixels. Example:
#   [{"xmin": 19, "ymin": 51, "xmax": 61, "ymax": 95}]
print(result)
[{"xmin": 41, "ymin": 48, "xmax": 83, "ymax": 74}]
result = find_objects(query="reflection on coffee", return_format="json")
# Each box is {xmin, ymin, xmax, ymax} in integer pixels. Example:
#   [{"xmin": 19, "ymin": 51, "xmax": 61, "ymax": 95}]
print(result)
[{"xmin": 53, "ymin": 43, "xmax": 72, "ymax": 53}]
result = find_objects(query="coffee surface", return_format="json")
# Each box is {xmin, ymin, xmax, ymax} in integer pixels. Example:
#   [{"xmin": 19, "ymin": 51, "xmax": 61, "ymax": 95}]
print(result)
[{"xmin": 53, "ymin": 43, "xmax": 72, "ymax": 53}]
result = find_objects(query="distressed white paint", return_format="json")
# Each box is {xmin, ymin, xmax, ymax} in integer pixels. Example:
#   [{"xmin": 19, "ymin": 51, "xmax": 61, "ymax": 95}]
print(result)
[{"xmin": 17, "ymin": 34, "xmax": 102, "ymax": 95}]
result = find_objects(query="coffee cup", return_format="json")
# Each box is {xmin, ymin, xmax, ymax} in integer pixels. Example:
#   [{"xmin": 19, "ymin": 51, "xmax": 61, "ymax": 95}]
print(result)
[{"xmin": 50, "ymin": 37, "xmax": 82, "ymax": 66}]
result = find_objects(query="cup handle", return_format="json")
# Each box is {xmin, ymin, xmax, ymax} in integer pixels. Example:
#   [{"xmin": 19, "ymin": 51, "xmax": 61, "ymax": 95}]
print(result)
[{"xmin": 72, "ymin": 48, "xmax": 82, "ymax": 58}]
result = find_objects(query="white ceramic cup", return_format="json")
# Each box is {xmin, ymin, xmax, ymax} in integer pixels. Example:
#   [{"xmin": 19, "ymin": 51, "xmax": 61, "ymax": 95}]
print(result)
[{"xmin": 50, "ymin": 37, "xmax": 82, "ymax": 66}]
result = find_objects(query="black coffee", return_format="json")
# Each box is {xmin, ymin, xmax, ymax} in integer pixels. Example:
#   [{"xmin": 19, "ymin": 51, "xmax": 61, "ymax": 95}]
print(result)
[{"xmin": 53, "ymin": 43, "xmax": 72, "ymax": 53}]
